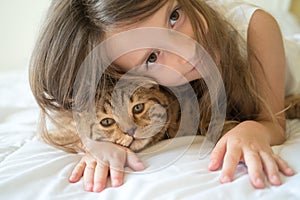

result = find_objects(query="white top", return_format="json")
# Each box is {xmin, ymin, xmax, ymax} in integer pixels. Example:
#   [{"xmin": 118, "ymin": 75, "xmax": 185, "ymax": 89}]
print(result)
[
  {"xmin": 207, "ymin": 0, "xmax": 300, "ymax": 96},
  {"xmin": 206, "ymin": 0, "xmax": 258, "ymax": 41}
]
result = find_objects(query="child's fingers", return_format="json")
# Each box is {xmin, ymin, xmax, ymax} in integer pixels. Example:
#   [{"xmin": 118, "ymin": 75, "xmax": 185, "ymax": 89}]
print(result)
[
  {"xmin": 69, "ymin": 160, "xmax": 86, "ymax": 183},
  {"xmin": 244, "ymin": 148, "xmax": 265, "ymax": 188},
  {"xmin": 260, "ymin": 153, "xmax": 295, "ymax": 187},
  {"xmin": 209, "ymin": 138, "xmax": 226, "ymax": 171},
  {"xmin": 220, "ymin": 142, "xmax": 242, "ymax": 183},
  {"xmin": 126, "ymin": 150, "xmax": 145, "ymax": 171},
  {"xmin": 93, "ymin": 163, "xmax": 109, "ymax": 192},
  {"xmin": 109, "ymin": 167, "xmax": 124, "ymax": 187},
  {"xmin": 260, "ymin": 151, "xmax": 281, "ymax": 186},
  {"xmin": 83, "ymin": 160, "xmax": 97, "ymax": 192},
  {"xmin": 274, "ymin": 155, "xmax": 295, "ymax": 176}
]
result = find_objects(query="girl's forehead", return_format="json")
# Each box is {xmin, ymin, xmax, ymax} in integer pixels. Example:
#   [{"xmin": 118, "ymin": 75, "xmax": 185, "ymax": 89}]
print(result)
[{"xmin": 106, "ymin": 1, "xmax": 177, "ymax": 69}]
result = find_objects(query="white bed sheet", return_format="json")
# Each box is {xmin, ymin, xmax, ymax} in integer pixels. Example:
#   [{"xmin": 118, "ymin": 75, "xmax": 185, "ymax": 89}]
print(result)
[{"xmin": 0, "ymin": 69, "xmax": 300, "ymax": 200}]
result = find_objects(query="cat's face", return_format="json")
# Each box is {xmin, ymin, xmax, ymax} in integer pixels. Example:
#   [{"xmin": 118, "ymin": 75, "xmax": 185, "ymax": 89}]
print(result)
[{"xmin": 91, "ymin": 81, "xmax": 172, "ymax": 152}]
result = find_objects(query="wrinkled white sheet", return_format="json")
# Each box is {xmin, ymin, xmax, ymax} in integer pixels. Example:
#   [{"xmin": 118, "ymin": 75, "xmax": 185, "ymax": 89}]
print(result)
[{"xmin": 0, "ymin": 69, "xmax": 300, "ymax": 200}]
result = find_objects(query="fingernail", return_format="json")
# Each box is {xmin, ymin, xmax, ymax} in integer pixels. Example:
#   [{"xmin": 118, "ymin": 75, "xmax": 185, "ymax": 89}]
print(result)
[
  {"xmin": 208, "ymin": 162, "xmax": 213, "ymax": 169},
  {"xmin": 208, "ymin": 160, "xmax": 216, "ymax": 170},
  {"xmin": 286, "ymin": 168, "xmax": 295, "ymax": 175},
  {"xmin": 85, "ymin": 184, "xmax": 93, "ymax": 191},
  {"xmin": 255, "ymin": 178, "xmax": 264, "ymax": 188},
  {"xmin": 133, "ymin": 161, "xmax": 145, "ymax": 170},
  {"xmin": 112, "ymin": 179, "xmax": 121, "ymax": 187},
  {"xmin": 137, "ymin": 162, "xmax": 145, "ymax": 169},
  {"xmin": 69, "ymin": 175, "xmax": 75, "ymax": 181},
  {"xmin": 271, "ymin": 175, "xmax": 281, "ymax": 185},
  {"xmin": 93, "ymin": 184, "xmax": 103, "ymax": 192},
  {"xmin": 221, "ymin": 175, "xmax": 231, "ymax": 183}
]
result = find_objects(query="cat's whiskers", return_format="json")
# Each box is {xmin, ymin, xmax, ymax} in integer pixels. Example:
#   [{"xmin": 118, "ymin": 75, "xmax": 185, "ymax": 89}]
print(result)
[
  {"xmin": 139, "ymin": 121, "xmax": 167, "ymax": 137},
  {"xmin": 141, "ymin": 122, "xmax": 166, "ymax": 131}
]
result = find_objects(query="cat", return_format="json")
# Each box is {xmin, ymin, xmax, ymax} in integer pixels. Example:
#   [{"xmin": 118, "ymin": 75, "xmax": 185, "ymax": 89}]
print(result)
[{"xmin": 89, "ymin": 78, "xmax": 182, "ymax": 152}]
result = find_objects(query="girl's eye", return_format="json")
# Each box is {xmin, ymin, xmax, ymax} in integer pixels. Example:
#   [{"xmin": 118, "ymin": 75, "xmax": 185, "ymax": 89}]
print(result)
[
  {"xmin": 146, "ymin": 52, "xmax": 158, "ymax": 67},
  {"xmin": 100, "ymin": 118, "xmax": 115, "ymax": 127},
  {"xmin": 169, "ymin": 8, "xmax": 180, "ymax": 27},
  {"xmin": 133, "ymin": 103, "xmax": 145, "ymax": 114}
]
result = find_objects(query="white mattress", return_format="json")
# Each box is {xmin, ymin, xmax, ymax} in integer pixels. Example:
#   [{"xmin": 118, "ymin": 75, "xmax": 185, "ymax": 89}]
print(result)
[{"xmin": 0, "ymin": 69, "xmax": 300, "ymax": 200}]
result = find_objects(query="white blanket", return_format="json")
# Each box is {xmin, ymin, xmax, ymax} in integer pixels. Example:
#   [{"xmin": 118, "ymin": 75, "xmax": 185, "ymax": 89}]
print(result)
[{"xmin": 0, "ymin": 69, "xmax": 300, "ymax": 200}]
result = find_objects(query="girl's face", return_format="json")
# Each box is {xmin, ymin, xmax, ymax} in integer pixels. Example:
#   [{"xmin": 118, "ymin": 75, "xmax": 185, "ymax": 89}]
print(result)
[{"xmin": 108, "ymin": 1, "xmax": 207, "ymax": 86}]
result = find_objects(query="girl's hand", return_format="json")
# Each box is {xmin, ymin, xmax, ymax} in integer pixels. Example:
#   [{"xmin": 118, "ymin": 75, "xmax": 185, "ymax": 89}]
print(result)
[
  {"xmin": 68, "ymin": 142, "xmax": 145, "ymax": 192},
  {"xmin": 209, "ymin": 121, "xmax": 295, "ymax": 188}
]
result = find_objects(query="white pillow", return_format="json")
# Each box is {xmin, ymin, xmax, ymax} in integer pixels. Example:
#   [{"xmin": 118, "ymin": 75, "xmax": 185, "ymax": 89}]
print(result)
[
  {"xmin": 272, "ymin": 11, "xmax": 300, "ymax": 37},
  {"xmin": 285, "ymin": 34, "xmax": 300, "ymax": 96}
]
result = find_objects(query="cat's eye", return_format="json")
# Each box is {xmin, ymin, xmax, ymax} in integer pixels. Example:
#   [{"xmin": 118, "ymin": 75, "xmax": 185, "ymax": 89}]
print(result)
[
  {"xmin": 169, "ymin": 8, "xmax": 180, "ymax": 27},
  {"xmin": 133, "ymin": 103, "xmax": 145, "ymax": 114},
  {"xmin": 100, "ymin": 118, "xmax": 115, "ymax": 127}
]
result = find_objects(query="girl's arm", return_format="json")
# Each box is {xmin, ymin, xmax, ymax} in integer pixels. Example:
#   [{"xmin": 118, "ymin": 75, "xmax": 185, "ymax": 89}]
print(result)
[
  {"xmin": 209, "ymin": 10, "xmax": 295, "ymax": 188},
  {"xmin": 248, "ymin": 9, "xmax": 286, "ymax": 139}
]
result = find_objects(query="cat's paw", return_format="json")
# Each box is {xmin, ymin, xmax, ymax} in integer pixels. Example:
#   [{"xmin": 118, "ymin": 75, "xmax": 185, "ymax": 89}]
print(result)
[{"xmin": 116, "ymin": 135, "xmax": 134, "ymax": 147}]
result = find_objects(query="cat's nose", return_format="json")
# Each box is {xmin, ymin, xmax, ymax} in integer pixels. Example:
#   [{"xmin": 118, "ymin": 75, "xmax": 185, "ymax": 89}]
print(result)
[{"xmin": 125, "ymin": 127, "xmax": 137, "ymax": 136}]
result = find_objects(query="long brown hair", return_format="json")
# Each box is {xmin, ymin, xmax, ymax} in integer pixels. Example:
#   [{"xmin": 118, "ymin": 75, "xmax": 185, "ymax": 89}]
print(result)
[
  {"xmin": 29, "ymin": 0, "xmax": 272, "ymax": 152},
  {"xmin": 177, "ymin": 0, "xmax": 265, "ymax": 131},
  {"xmin": 29, "ymin": 0, "xmax": 167, "ymax": 152}
]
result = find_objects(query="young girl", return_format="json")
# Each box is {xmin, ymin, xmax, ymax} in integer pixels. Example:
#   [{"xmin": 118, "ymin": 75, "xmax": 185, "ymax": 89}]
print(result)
[{"xmin": 29, "ymin": 0, "xmax": 296, "ymax": 192}]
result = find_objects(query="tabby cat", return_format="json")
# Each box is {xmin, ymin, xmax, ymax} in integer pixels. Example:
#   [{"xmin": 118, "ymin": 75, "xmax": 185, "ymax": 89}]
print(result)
[
  {"xmin": 89, "ymin": 78, "xmax": 300, "ymax": 152},
  {"xmin": 90, "ymin": 79, "xmax": 182, "ymax": 152}
]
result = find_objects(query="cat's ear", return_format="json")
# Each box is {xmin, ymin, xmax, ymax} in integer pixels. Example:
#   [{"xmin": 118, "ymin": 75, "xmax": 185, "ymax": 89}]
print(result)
[
  {"xmin": 142, "ymin": 81, "xmax": 159, "ymax": 90},
  {"xmin": 75, "ymin": 111, "xmax": 97, "ymax": 124}
]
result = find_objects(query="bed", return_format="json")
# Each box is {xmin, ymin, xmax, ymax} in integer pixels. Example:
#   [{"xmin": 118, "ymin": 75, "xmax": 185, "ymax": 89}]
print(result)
[{"xmin": 1, "ymin": 3, "xmax": 300, "ymax": 200}]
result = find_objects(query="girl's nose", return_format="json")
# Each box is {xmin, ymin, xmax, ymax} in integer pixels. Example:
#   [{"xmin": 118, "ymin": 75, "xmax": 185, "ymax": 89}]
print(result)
[{"xmin": 160, "ymin": 51, "xmax": 187, "ymax": 67}]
